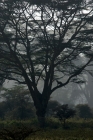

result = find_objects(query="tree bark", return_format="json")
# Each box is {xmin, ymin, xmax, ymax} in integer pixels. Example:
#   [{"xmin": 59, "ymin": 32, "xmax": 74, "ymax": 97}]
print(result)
[
  {"xmin": 37, "ymin": 116, "xmax": 46, "ymax": 128},
  {"xmin": 33, "ymin": 92, "xmax": 49, "ymax": 128},
  {"xmin": 36, "ymin": 109, "xmax": 46, "ymax": 128},
  {"xmin": 27, "ymin": 84, "xmax": 49, "ymax": 127}
]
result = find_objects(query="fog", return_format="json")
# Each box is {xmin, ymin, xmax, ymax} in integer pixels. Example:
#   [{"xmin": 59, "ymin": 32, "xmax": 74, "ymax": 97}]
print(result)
[
  {"xmin": 1, "ymin": 71, "xmax": 93, "ymax": 107},
  {"xmin": 0, "ymin": 0, "xmax": 93, "ymax": 108}
]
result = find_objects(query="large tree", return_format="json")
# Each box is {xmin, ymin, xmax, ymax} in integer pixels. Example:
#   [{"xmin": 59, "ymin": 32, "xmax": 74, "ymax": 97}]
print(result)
[{"xmin": 0, "ymin": 0, "xmax": 93, "ymax": 127}]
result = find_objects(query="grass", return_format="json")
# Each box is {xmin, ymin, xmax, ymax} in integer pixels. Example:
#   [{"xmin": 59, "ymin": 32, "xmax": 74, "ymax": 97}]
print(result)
[
  {"xmin": 26, "ymin": 128, "xmax": 93, "ymax": 140},
  {"xmin": 0, "ymin": 118, "xmax": 93, "ymax": 140},
  {"xmin": 27, "ymin": 118, "xmax": 93, "ymax": 140}
]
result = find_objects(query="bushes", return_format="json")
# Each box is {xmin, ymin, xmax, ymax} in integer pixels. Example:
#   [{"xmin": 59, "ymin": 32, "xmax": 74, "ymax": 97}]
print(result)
[
  {"xmin": 53, "ymin": 103, "xmax": 93, "ymax": 128},
  {"xmin": 53, "ymin": 104, "xmax": 76, "ymax": 128},
  {"xmin": 0, "ymin": 125, "xmax": 36, "ymax": 140},
  {"xmin": 75, "ymin": 104, "xmax": 93, "ymax": 119}
]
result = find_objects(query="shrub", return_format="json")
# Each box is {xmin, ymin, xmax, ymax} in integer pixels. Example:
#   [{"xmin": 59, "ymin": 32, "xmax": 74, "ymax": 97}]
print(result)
[
  {"xmin": 53, "ymin": 104, "xmax": 75, "ymax": 128},
  {"xmin": 75, "ymin": 104, "xmax": 93, "ymax": 119}
]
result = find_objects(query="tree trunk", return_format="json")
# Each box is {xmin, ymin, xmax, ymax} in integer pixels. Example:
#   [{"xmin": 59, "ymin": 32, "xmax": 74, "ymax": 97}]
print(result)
[
  {"xmin": 36, "ymin": 109, "xmax": 46, "ymax": 128},
  {"xmin": 33, "ymin": 92, "xmax": 49, "ymax": 128},
  {"xmin": 37, "ymin": 115, "xmax": 46, "ymax": 128},
  {"xmin": 27, "ymin": 87, "xmax": 49, "ymax": 128}
]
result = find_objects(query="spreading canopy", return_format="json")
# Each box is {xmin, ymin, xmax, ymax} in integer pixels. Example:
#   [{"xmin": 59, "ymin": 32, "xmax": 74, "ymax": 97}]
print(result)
[{"xmin": 0, "ymin": 0, "xmax": 93, "ymax": 95}]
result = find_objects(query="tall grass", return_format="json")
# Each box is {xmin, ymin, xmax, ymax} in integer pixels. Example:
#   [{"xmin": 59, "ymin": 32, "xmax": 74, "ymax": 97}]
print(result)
[{"xmin": 0, "ymin": 118, "xmax": 93, "ymax": 140}]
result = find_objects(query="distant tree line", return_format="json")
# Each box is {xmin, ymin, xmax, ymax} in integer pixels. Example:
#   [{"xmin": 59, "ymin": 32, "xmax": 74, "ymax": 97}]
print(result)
[
  {"xmin": 0, "ymin": 86, "xmax": 36, "ymax": 120},
  {"xmin": 0, "ymin": 86, "xmax": 93, "ymax": 121}
]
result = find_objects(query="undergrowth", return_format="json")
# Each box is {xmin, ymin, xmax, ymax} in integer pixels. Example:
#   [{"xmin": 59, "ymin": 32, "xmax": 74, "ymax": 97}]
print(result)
[{"xmin": 0, "ymin": 118, "xmax": 93, "ymax": 140}]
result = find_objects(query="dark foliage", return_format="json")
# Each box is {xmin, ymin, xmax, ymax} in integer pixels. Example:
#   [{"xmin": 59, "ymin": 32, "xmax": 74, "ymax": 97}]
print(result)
[
  {"xmin": 76, "ymin": 104, "xmax": 93, "ymax": 119},
  {"xmin": 46, "ymin": 100, "xmax": 61, "ymax": 116},
  {"xmin": 0, "ymin": 126, "xmax": 37, "ymax": 140},
  {"xmin": 0, "ymin": 86, "xmax": 36, "ymax": 120},
  {"xmin": 54, "ymin": 104, "xmax": 75, "ymax": 128}
]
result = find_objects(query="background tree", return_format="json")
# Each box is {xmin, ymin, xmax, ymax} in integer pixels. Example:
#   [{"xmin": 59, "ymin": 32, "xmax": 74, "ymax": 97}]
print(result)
[
  {"xmin": 46, "ymin": 100, "xmax": 61, "ymax": 116},
  {"xmin": 66, "ymin": 72, "xmax": 93, "ymax": 107},
  {"xmin": 77, "ymin": 73, "xmax": 93, "ymax": 107},
  {"xmin": 0, "ymin": 86, "xmax": 35, "ymax": 120},
  {"xmin": 54, "ymin": 104, "xmax": 75, "ymax": 128},
  {"xmin": 52, "ymin": 83, "xmax": 81, "ymax": 105},
  {"xmin": 75, "ymin": 104, "xmax": 93, "ymax": 119},
  {"xmin": 0, "ymin": 0, "xmax": 93, "ymax": 127}
]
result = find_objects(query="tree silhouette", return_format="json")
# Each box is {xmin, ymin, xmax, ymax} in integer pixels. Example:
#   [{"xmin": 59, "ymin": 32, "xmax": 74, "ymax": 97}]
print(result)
[
  {"xmin": 54, "ymin": 104, "xmax": 75, "ymax": 128},
  {"xmin": 0, "ymin": 0, "xmax": 93, "ymax": 127},
  {"xmin": 76, "ymin": 104, "xmax": 93, "ymax": 119}
]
